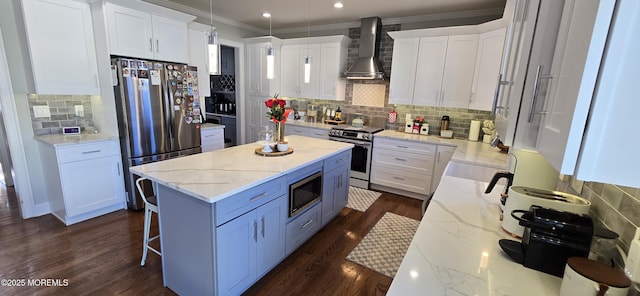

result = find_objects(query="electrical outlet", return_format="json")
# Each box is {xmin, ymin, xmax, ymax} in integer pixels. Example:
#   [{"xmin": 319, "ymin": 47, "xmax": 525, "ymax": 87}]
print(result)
[
  {"xmin": 33, "ymin": 105, "xmax": 50, "ymax": 118},
  {"xmin": 74, "ymin": 105, "xmax": 84, "ymax": 117}
]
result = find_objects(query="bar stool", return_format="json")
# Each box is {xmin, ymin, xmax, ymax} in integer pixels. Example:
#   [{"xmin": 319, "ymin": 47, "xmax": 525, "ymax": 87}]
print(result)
[{"xmin": 136, "ymin": 177, "xmax": 161, "ymax": 266}]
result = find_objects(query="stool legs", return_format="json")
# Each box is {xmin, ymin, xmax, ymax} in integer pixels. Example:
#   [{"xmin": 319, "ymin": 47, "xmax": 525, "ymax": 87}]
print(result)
[{"xmin": 141, "ymin": 207, "xmax": 152, "ymax": 266}]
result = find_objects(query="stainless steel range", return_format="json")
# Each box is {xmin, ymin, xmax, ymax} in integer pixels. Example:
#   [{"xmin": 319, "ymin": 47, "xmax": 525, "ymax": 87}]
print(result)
[{"xmin": 328, "ymin": 125, "xmax": 383, "ymax": 189}]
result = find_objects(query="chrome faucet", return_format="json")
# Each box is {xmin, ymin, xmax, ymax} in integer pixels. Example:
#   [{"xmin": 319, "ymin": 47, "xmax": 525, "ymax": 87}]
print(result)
[{"xmin": 490, "ymin": 134, "xmax": 502, "ymax": 147}]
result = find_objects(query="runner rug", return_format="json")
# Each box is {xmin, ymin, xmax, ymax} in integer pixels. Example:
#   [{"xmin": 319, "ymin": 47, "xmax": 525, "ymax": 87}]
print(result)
[
  {"xmin": 346, "ymin": 212, "xmax": 420, "ymax": 278},
  {"xmin": 346, "ymin": 186, "xmax": 382, "ymax": 212}
]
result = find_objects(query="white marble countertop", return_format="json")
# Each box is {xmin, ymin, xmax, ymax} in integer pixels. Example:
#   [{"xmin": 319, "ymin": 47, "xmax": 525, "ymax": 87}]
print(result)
[
  {"xmin": 200, "ymin": 123, "xmax": 225, "ymax": 129},
  {"xmin": 388, "ymin": 175, "xmax": 562, "ymax": 296},
  {"xmin": 129, "ymin": 135, "xmax": 353, "ymax": 204},
  {"xmin": 375, "ymin": 130, "xmax": 508, "ymax": 169},
  {"xmin": 35, "ymin": 133, "xmax": 119, "ymax": 147}
]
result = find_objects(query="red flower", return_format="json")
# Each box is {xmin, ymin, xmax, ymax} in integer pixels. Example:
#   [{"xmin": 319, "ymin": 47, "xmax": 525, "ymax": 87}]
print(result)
[
  {"xmin": 265, "ymin": 94, "xmax": 290, "ymax": 122},
  {"xmin": 265, "ymin": 99, "xmax": 274, "ymax": 108}
]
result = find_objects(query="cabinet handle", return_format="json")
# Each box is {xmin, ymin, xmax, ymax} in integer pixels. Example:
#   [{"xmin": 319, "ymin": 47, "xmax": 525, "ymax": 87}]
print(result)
[
  {"xmin": 528, "ymin": 65, "xmax": 553, "ymax": 122},
  {"xmin": 253, "ymin": 221, "xmax": 258, "ymax": 242},
  {"xmin": 250, "ymin": 192, "xmax": 268, "ymax": 202},
  {"xmin": 437, "ymin": 152, "xmax": 441, "ymax": 163},
  {"xmin": 301, "ymin": 219, "xmax": 313, "ymax": 229},
  {"xmin": 336, "ymin": 157, "xmax": 345, "ymax": 164},
  {"xmin": 149, "ymin": 38, "xmax": 153, "ymax": 51},
  {"xmin": 82, "ymin": 150, "xmax": 101, "ymax": 154},
  {"xmin": 396, "ymin": 145, "xmax": 409, "ymax": 149},
  {"xmin": 261, "ymin": 216, "xmax": 265, "ymax": 238},
  {"xmin": 156, "ymin": 39, "xmax": 159, "ymax": 53},
  {"xmin": 393, "ymin": 176, "xmax": 405, "ymax": 181},
  {"xmin": 394, "ymin": 157, "xmax": 407, "ymax": 162},
  {"xmin": 116, "ymin": 163, "xmax": 121, "ymax": 176}
]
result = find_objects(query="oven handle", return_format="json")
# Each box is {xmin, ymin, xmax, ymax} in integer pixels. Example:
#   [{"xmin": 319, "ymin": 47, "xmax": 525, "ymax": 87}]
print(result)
[{"xmin": 328, "ymin": 137, "xmax": 371, "ymax": 147}]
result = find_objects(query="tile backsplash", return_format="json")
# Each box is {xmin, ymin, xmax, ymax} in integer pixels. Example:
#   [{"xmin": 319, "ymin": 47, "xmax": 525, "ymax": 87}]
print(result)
[
  {"xmin": 557, "ymin": 175, "xmax": 640, "ymax": 252},
  {"xmin": 27, "ymin": 94, "xmax": 94, "ymax": 135}
]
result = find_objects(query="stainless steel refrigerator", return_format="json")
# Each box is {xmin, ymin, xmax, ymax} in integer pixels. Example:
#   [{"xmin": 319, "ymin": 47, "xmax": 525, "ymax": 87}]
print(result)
[{"xmin": 111, "ymin": 57, "xmax": 202, "ymax": 210}]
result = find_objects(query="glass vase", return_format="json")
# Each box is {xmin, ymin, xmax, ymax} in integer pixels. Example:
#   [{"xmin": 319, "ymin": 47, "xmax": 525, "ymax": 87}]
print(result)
[{"xmin": 274, "ymin": 121, "xmax": 285, "ymax": 143}]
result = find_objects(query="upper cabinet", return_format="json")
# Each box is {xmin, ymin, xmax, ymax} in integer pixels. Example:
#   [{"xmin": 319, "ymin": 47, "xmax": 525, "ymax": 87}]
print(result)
[
  {"xmin": 104, "ymin": 2, "xmax": 195, "ymax": 63},
  {"xmin": 187, "ymin": 23, "xmax": 211, "ymax": 98},
  {"xmin": 245, "ymin": 37, "xmax": 282, "ymax": 97},
  {"xmin": 279, "ymin": 36, "xmax": 350, "ymax": 100},
  {"xmin": 21, "ymin": 0, "xmax": 100, "ymax": 95},
  {"xmin": 470, "ymin": 28, "xmax": 506, "ymax": 111},
  {"xmin": 389, "ymin": 30, "xmax": 486, "ymax": 109}
]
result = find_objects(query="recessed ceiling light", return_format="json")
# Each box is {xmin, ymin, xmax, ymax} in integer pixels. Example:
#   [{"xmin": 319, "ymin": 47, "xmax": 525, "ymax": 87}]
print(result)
[
  {"xmin": 334, "ymin": 2, "xmax": 344, "ymax": 8},
  {"xmin": 262, "ymin": 12, "xmax": 271, "ymax": 18}
]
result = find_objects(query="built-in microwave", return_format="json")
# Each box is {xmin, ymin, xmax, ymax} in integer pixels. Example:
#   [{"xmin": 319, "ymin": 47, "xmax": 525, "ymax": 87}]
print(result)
[{"xmin": 289, "ymin": 171, "xmax": 322, "ymax": 217}]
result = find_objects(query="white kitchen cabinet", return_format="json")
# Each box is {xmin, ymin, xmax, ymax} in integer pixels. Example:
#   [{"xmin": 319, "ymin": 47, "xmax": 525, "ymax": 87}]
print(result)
[
  {"xmin": 38, "ymin": 139, "xmax": 126, "ymax": 225},
  {"xmin": 280, "ymin": 44, "xmax": 321, "ymax": 98},
  {"xmin": 370, "ymin": 137, "xmax": 436, "ymax": 197},
  {"xmin": 216, "ymin": 195, "xmax": 286, "ymax": 295},
  {"xmin": 321, "ymin": 150, "xmax": 351, "ymax": 226},
  {"xmin": 284, "ymin": 124, "xmax": 329, "ymax": 140},
  {"xmin": 245, "ymin": 37, "xmax": 281, "ymax": 97},
  {"xmin": 21, "ymin": 0, "xmax": 100, "ymax": 95},
  {"xmin": 105, "ymin": 2, "xmax": 193, "ymax": 63},
  {"xmin": 318, "ymin": 42, "xmax": 348, "ymax": 100},
  {"xmin": 430, "ymin": 145, "xmax": 456, "ymax": 192},
  {"xmin": 470, "ymin": 28, "xmax": 506, "ymax": 111},
  {"xmin": 388, "ymin": 34, "xmax": 479, "ymax": 108},
  {"xmin": 537, "ymin": 0, "xmax": 626, "ymax": 181},
  {"xmin": 388, "ymin": 38, "xmax": 420, "ymax": 105},
  {"xmin": 246, "ymin": 95, "xmax": 272, "ymax": 144},
  {"xmin": 200, "ymin": 125, "xmax": 224, "ymax": 152},
  {"xmin": 187, "ymin": 23, "xmax": 211, "ymax": 98}
]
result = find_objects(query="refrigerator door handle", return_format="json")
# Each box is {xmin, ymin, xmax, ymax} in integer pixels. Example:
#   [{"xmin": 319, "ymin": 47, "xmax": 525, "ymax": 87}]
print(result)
[{"xmin": 163, "ymin": 69, "xmax": 175, "ymax": 150}]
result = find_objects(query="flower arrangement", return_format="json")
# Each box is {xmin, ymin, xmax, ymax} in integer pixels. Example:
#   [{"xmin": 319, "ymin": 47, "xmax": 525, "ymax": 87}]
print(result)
[
  {"xmin": 265, "ymin": 93, "xmax": 292, "ymax": 123},
  {"xmin": 413, "ymin": 116, "xmax": 425, "ymax": 124}
]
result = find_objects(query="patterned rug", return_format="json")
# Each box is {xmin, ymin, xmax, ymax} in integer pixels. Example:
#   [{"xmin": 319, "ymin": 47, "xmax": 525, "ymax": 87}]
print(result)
[
  {"xmin": 346, "ymin": 187, "xmax": 382, "ymax": 212},
  {"xmin": 346, "ymin": 212, "xmax": 420, "ymax": 278}
]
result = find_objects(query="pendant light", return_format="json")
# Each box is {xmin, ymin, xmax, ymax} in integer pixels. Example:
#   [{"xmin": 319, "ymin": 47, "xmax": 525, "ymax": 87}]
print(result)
[
  {"xmin": 303, "ymin": 0, "xmax": 311, "ymax": 83},
  {"xmin": 266, "ymin": 14, "xmax": 275, "ymax": 80},
  {"xmin": 208, "ymin": 0, "xmax": 220, "ymax": 75}
]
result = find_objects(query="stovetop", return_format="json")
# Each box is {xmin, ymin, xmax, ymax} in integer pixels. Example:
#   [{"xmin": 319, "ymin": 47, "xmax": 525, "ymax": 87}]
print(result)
[{"xmin": 328, "ymin": 124, "xmax": 383, "ymax": 141}]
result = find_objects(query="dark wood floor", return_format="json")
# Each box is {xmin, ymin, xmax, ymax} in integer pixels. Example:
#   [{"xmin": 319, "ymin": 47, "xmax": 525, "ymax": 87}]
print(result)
[{"xmin": 0, "ymin": 185, "xmax": 421, "ymax": 295}]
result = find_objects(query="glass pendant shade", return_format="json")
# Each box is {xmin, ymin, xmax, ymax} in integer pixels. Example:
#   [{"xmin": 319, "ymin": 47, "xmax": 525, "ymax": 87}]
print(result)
[
  {"xmin": 304, "ymin": 56, "xmax": 311, "ymax": 83},
  {"xmin": 266, "ymin": 46, "xmax": 275, "ymax": 80},
  {"xmin": 208, "ymin": 30, "xmax": 220, "ymax": 75}
]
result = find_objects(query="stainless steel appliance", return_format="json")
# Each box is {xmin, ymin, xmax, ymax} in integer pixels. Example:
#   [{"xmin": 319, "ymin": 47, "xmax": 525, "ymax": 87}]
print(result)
[
  {"xmin": 111, "ymin": 57, "xmax": 202, "ymax": 210},
  {"xmin": 289, "ymin": 171, "xmax": 323, "ymax": 217},
  {"xmin": 328, "ymin": 125, "xmax": 383, "ymax": 189}
]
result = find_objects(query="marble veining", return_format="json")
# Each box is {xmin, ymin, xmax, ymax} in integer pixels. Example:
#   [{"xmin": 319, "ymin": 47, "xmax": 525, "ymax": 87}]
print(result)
[
  {"xmin": 129, "ymin": 136, "xmax": 353, "ymax": 203},
  {"xmin": 388, "ymin": 175, "xmax": 562, "ymax": 296}
]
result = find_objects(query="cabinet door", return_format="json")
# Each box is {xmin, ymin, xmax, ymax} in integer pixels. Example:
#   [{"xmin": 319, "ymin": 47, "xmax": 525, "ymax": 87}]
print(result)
[
  {"xmin": 280, "ymin": 45, "xmax": 301, "ymax": 97},
  {"xmin": 300, "ymin": 44, "xmax": 321, "ymax": 98},
  {"xmin": 246, "ymin": 95, "xmax": 268, "ymax": 143},
  {"xmin": 216, "ymin": 211, "xmax": 257, "ymax": 295},
  {"xmin": 413, "ymin": 36, "xmax": 448, "ymax": 107},
  {"xmin": 537, "ymin": 0, "xmax": 615, "ymax": 175},
  {"xmin": 321, "ymin": 169, "xmax": 339, "ymax": 226},
  {"xmin": 59, "ymin": 156, "xmax": 125, "ymax": 216},
  {"xmin": 246, "ymin": 44, "xmax": 262, "ymax": 95},
  {"xmin": 22, "ymin": 0, "xmax": 100, "ymax": 95},
  {"xmin": 187, "ymin": 26, "xmax": 210, "ymax": 97},
  {"xmin": 152, "ymin": 15, "xmax": 189, "ymax": 63},
  {"xmin": 105, "ymin": 3, "xmax": 154, "ymax": 59},
  {"xmin": 469, "ymin": 29, "xmax": 506, "ymax": 111},
  {"xmin": 255, "ymin": 196, "xmax": 286, "ymax": 277},
  {"xmin": 430, "ymin": 145, "xmax": 456, "ymax": 193},
  {"xmin": 441, "ymin": 34, "xmax": 479, "ymax": 108},
  {"xmin": 319, "ymin": 43, "xmax": 343, "ymax": 100},
  {"xmin": 388, "ymin": 38, "xmax": 419, "ymax": 105},
  {"xmin": 336, "ymin": 168, "xmax": 349, "ymax": 211}
]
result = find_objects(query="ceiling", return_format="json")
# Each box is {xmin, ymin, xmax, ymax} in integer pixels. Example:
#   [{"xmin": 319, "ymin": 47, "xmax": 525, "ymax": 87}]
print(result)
[{"xmin": 144, "ymin": 0, "xmax": 506, "ymax": 33}]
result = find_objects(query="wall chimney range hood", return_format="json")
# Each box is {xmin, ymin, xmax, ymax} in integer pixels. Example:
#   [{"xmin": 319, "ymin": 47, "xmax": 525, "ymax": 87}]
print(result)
[{"xmin": 343, "ymin": 17, "xmax": 386, "ymax": 80}]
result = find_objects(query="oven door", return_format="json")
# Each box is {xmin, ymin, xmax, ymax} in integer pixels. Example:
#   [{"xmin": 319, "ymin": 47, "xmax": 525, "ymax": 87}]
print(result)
[{"xmin": 329, "ymin": 137, "xmax": 371, "ymax": 181}]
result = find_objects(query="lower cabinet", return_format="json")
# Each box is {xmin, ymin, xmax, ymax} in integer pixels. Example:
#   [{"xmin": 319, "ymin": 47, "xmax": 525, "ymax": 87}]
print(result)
[
  {"xmin": 285, "ymin": 203, "xmax": 322, "ymax": 255},
  {"xmin": 321, "ymin": 150, "xmax": 351, "ymax": 226},
  {"xmin": 39, "ymin": 138, "xmax": 126, "ymax": 225},
  {"xmin": 216, "ymin": 194, "xmax": 287, "ymax": 295},
  {"xmin": 284, "ymin": 123, "xmax": 329, "ymax": 140}
]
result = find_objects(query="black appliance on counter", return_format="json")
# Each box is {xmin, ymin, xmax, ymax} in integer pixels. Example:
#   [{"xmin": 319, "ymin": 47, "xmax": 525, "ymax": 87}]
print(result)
[{"xmin": 499, "ymin": 205, "xmax": 593, "ymax": 277}]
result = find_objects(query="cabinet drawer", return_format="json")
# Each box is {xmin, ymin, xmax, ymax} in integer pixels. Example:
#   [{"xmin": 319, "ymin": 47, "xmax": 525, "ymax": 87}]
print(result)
[
  {"xmin": 201, "ymin": 128, "xmax": 223, "ymax": 140},
  {"xmin": 323, "ymin": 150, "xmax": 351, "ymax": 173},
  {"xmin": 370, "ymin": 166, "xmax": 431, "ymax": 195},
  {"xmin": 56, "ymin": 140, "xmax": 120, "ymax": 163},
  {"xmin": 285, "ymin": 203, "xmax": 321, "ymax": 255},
  {"xmin": 373, "ymin": 137, "xmax": 436, "ymax": 155},
  {"xmin": 215, "ymin": 175, "xmax": 286, "ymax": 226},
  {"xmin": 372, "ymin": 148, "xmax": 434, "ymax": 175},
  {"xmin": 307, "ymin": 128, "xmax": 329, "ymax": 139}
]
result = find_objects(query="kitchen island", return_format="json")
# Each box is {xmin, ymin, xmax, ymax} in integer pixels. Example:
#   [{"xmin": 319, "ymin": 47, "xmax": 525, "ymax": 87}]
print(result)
[
  {"xmin": 387, "ymin": 174, "xmax": 562, "ymax": 295},
  {"xmin": 130, "ymin": 135, "xmax": 353, "ymax": 295}
]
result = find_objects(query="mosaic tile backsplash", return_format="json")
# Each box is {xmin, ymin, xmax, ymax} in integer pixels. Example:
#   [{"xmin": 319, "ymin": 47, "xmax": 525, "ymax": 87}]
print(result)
[
  {"xmin": 28, "ymin": 94, "xmax": 94, "ymax": 135},
  {"xmin": 557, "ymin": 175, "xmax": 640, "ymax": 252}
]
